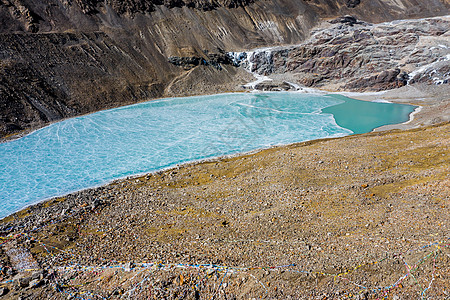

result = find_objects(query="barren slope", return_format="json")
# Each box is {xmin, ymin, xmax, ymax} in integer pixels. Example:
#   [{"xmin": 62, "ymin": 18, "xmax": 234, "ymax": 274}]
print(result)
[{"xmin": 0, "ymin": 122, "xmax": 448, "ymax": 299}]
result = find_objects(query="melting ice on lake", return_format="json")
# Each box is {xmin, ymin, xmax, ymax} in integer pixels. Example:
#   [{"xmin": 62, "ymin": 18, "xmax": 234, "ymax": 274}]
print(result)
[{"xmin": 0, "ymin": 92, "xmax": 415, "ymax": 218}]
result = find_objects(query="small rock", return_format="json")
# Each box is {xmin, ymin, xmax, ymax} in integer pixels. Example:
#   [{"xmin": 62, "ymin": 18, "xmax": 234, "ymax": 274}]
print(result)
[
  {"xmin": 46, "ymin": 269, "xmax": 55, "ymax": 278},
  {"xmin": 91, "ymin": 199, "xmax": 102, "ymax": 210},
  {"xmin": 14, "ymin": 276, "xmax": 31, "ymax": 288},
  {"xmin": 0, "ymin": 287, "xmax": 9, "ymax": 296},
  {"xmin": 124, "ymin": 262, "xmax": 133, "ymax": 272},
  {"xmin": 330, "ymin": 15, "xmax": 358, "ymax": 26},
  {"xmin": 29, "ymin": 278, "xmax": 43, "ymax": 288},
  {"xmin": 32, "ymin": 269, "xmax": 45, "ymax": 280}
]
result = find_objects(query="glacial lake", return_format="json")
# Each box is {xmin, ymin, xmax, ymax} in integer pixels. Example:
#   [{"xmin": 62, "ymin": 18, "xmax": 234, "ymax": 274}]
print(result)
[{"xmin": 0, "ymin": 92, "xmax": 415, "ymax": 218}]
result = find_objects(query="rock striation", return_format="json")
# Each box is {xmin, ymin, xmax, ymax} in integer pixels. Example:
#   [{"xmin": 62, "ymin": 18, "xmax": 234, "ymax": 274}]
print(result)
[
  {"xmin": 168, "ymin": 49, "xmax": 235, "ymax": 70},
  {"xmin": 232, "ymin": 16, "xmax": 450, "ymax": 92}
]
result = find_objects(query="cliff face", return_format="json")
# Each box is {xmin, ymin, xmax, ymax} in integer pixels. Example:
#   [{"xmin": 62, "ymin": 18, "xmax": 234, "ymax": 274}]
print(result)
[
  {"xmin": 239, "ymin": 16, "xmax": 450, "ymax": 92},
  {"xmin": 0, "ymin": 0, "xmax": 449, "ymax": 137}
]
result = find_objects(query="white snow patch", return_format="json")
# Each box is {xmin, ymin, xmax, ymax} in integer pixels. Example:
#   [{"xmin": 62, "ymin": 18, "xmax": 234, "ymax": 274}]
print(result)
[
  {"xmin": 403, "ymin": 106, "xmax": 422, "ymax": 125},
  {"xmin": 330, "ymin": 90, "xmax": 387, "ymax": 97},
  {"xmin": 284, "ymin": 82, "xmax": 302, "ymax": 91},
  {"xmin": 407, "ymin": 54, "xmax": 450, "ymax": 84},
  {"xmin": 243, "ymin": 74, "xmax": 273, "ymax": 89},
  {"xmin": 371, "ymin": 99, "xmax": 393, "ymax": 103}
]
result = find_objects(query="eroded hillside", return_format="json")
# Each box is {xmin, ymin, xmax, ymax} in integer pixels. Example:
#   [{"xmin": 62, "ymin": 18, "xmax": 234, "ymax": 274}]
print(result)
[{"xmin": 0, "ymin": 0, "xmax": 449, "ymax": 137}]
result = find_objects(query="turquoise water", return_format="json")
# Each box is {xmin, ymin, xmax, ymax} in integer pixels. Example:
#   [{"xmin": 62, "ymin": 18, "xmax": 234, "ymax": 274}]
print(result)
[
  {"xmin": 323, "ymin": 95, "xmax": 415, "ymax": 134},
  {"xmin": 0, "ymin": 92, "xmax": 415, "ymax": 218}
]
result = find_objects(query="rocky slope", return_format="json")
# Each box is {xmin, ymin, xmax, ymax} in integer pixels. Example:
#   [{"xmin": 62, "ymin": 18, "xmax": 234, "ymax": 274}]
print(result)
[
  {"xmin": 1, "ymin": 0, "xmax": 449, "ymax": 137},
  {"xmin": 0, "ymin": 122, "xmax": 448, "ymax": 299},
  {"xmin": 232, "ymin": 15, "xmax": 450, "ymax": 92}
]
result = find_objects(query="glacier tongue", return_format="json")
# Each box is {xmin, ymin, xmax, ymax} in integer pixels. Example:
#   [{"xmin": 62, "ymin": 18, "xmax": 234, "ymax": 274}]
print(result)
[{"xmin": 228, "ymin": 48, "xmax": 277, "ymax": 90}]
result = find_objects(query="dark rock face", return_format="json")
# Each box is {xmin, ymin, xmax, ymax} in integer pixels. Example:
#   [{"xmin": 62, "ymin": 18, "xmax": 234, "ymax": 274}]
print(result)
[
  {"xmin": 169, "ymin": 50, "xmax": 235, "ymax": 70},
  {"xmin": 254, "ymin": 81, "xmax": 295, "ymax": 91},
  {"xmin": 45, "ymin": 0, "xmax": 254, "ymax": 16},
  {"xmin": 345, "ymin": 0, "xmax": 360, "ymax": 8},
  {"xmin": 410, "ymin": 64, "xmax": 450, "ymax": 85},
  {"xmin": 329, "ymin": 15, "xmax": 360, "ymax": 26},
  {"xmin": 0, "ymin": 32, "xmax": 168, "ymax": 137},
  {"xmin": 169, "ymin": 56, "xmax": 202, "ymax": 69},
  {"xmin": 344, "ymin": 69, "xmax": 409, "ymax": 90},
  {"xmin": 0, "ymin": 59, "xmax": 73, "ymax": 134},
  {"xmin": 75, "ymin": 0, "xmax": 102, "ymax": 14}
]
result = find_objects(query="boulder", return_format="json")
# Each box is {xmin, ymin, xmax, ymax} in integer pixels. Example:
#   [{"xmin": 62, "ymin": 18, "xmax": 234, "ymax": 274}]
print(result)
[
  {"xmin": 254, "ymin": 81, "xmax": 294, "ymax": 91},
  {"xmin": 329, "ymin": 15, "xmax": 359, "ymax": 26},
  {"xmin": 345, "ymin": 0, "xmax": 361, "ymax": 8}
]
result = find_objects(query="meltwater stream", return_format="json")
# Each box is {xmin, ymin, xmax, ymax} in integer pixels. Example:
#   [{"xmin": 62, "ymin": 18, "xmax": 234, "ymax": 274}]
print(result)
[{"xmin": 0, "ymin": 92, "xmax": 415, "ymax": 218}]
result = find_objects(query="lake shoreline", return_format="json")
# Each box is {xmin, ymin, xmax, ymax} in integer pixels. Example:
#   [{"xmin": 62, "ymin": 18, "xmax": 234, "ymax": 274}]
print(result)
[
  {"xmin": 0, "ymin": 91, "xmax": 420, "ymax": 218},
  {"xmin": 0, "ymin": 81, "xmax": 448, "ymax": 300},
  {"xmin": 0, "ymin": 83, "xmax": 446, "ymax": 220},
  {"xmin": 1, "ymin": 82, "xmax": 448, "ymax": 144},
  {"xmin": 1, "ymin": 121, "xmax": 448, "ymax": 299}
]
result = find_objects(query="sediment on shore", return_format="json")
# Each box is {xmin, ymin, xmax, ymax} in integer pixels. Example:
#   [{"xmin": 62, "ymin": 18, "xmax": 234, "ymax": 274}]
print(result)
[{"xmin": 0, "ymin": 122, "xmax": 448, "ymax": 299}]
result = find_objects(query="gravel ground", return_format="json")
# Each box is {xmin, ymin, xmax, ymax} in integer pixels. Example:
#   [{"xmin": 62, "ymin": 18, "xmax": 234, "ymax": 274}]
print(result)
[{"xmin": 0, "ymin": 121, "xmax": 448, "ymax": 299}]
